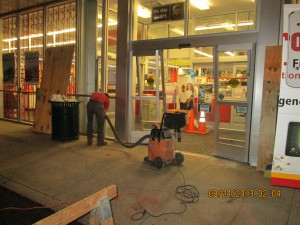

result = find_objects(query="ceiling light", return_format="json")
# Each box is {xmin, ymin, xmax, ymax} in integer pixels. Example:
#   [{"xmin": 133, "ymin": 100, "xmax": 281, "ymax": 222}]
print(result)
[
  {"xmin": 138, "ymin": 5, "xmax": 151, "ymax": 18},
  {"xmin": 237, "ymin": 21, "xmax": 254, "ymax": 26},
  {"xmin": 195, "ymin": 21, "xmax": 253, "ymax": 31},
  {"xmin": 195, "ymin": 23, "xmax": 234, "ymax": 31},
  {"xmin": 194, "ymin": 49, "xmax": 213, "ymax": 58},
  {"xmin": 47, "ymin": 40, "xmax": 76, "ymax": 47},
  {"xmin": 225, "ymin": 51, "xmax": 235, "ymax": 56},
  {"xmin": 47, "ymin": 28, "xmax": 76, "ymax": 35},
  {"xmin": 190, "ymin": 0, "xmax": 210, "ymax": 10},
  {"xmin": 20, "ymin": 33, "xmax": 43, "ymax": 40},
  {"xmin": 3, "ymin": 37, "xmax": 17, "ymax": 42},
  {"xmin": 3, "ymin": 48, "xmax": 17, "ymax": 51}
]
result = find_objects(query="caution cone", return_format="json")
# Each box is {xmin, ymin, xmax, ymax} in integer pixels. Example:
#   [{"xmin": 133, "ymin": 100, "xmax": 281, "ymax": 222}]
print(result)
[
  {"xmin": 185, "ymin": 109, "xmax": 196, "ymax": 133},
  {"xmin": 195, "ymin": 109, "xmax": 208, "ymax": 134}
]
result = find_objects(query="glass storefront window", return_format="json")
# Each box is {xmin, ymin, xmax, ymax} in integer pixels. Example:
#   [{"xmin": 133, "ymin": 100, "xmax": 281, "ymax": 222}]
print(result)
[
  {"xmin": 190, "ymin": 1, "xmax": 256, "ymax": 36},
  {"xmin": 147, "ymin": 23, "xmax": 168, "ymax": 39},
  {"xmin": 136, "ymin": 0, "xmax": 257, "ymax": 40},
  {"xmin": 137, "ymin": 1, "xmax": 185, "ymax": 40},
  {"xmin": 108, "ymin": 7, "xmax": 117, "ymax": 96},
  {"xmin": 1, "ymin": 16, "xmax": 18, "ymax": 120},
  {"xmin": 47, "ymin": 2, "xmax": 76, "ymax": 95},
  {"xmin": 97, "ymin": 2, "xmax": 118, "ymax": 138},
  {"xmin": 97, "ymin": 4, "xmax": 103, "ymax": 89},
  {"xmin": 20, "ymin": 10, "xmax": 43, "ymax": 122},
  {"xmin": 97, "ymin": 4, "xmax": 118, "ymax": 93},
  {"xmin": 217, "ymin": 103, "xmax": 246, "ymax": 147},
  {"xmin": 131, "ymin": 52, "xmax": 165, "ymax": 130},
  {"xmin": 1, "ymin": 1, "xmax": 77, "ymax": 123},
  {"xmin": 218, "ymin": 51, "xmax": 248, "ymax": 102}
]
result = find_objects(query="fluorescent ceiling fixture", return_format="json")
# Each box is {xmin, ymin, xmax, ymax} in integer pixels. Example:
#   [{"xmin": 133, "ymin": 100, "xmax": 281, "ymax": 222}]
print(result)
[
  {"xmin": 237, "ymin": 21, "xmax": 254, "ymax": 26},
  {"xmin": 20, "ymin": 33, "xmax": 43, "ymax": 40},
  {"xmin": 225, "ymin": 51, "xmax": 235, "ymax": 56},
  {"xmin": 170, "ymin": 27, "xmax": 184, "ymax": 35},
  {"xmin": 195, "ymin": 23, "xmax": 234, "ymax": 31},
  {"xmin": 3, "ymin": 48, "xmax": 17, "ymax": 51},
  {"xmin": 4, "ymin": 28, "xmax": 77, "ymax": 42},
  {"xmin": 194, "ymin": 49, "xmax": 213, "ymax": 58},
  {"xmin": 190, "ymin": 0, "xmax": 210, "ymax": 10},
  {"xmin": 47, "ymin": 40, "xmax": 76, "ymax": 46},
  {"xmin": 3, "ymin": 37, "xmax": 17, "ymax": 42},
  {"xmin": 138, "ymin": 5, "xmax": 151, "ymax": 18},
  {"xmin": 108, "ymin": 21, "xmax": 118, "ymax": 26},
  {"xmin": 3, "ymin": 27, "xmax": 77, "ymax": 45},
  {"xmin": 195, "ymin": 21, "xmax": 253, "ymax": 31},
  {"xmin": 47, "ymin": 28, "xmax": 76, "ymax": 35}
]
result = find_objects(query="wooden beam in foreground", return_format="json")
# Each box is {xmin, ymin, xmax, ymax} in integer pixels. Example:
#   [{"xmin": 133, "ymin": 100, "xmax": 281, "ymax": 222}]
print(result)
[{"xmin": 33, "ymin": 184, "xmax": 117, "ymax": 225}]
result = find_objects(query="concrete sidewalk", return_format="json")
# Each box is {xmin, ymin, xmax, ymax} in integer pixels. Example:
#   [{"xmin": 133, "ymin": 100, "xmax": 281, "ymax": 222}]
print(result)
[{"xmin": 0, "ymin": 120, "xmax": 299, "ymax": 225}]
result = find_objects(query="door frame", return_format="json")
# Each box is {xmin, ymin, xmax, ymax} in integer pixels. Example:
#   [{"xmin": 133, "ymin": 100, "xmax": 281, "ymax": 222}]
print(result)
[
  {"xmin": 214, "ymin": 43, "xmax": 256, "ymax": 162},
  {"xmin": 128, "ymin": 49, "xmax": 166, "ymax": 143},
  {"xmin": 128, "ymin": 37, "xmax": 257, "ymax": 162}
]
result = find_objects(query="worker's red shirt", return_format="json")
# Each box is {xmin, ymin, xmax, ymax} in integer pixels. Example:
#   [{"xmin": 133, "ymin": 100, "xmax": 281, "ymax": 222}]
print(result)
[{"xmin": 90, "ymin": 92, "xmax": 110, "ymax": 110}]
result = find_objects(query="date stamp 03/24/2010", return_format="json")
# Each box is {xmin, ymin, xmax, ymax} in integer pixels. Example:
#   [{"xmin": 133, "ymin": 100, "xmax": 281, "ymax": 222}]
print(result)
[{"xmin": 207, "ymin": 189, "xmax": 281, "ymax": 199}]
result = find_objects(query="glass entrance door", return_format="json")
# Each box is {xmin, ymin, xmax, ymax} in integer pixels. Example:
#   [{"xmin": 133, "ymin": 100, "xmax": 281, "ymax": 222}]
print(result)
[
  {"xmin": 129, "ymin": 50, "xmax": 166, "ymax": 142},
  {"xmin": 214, "ymin": 44, "xmax": 254, "ymax": 162}
]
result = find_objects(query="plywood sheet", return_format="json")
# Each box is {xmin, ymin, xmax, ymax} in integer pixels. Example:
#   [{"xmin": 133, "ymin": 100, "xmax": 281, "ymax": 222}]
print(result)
[
  {"xmin": 33, "ymin": 45, "xmax": 75, "ymax": 134},
  {"xmin": 257, "ymin": 46, "xmax": 282, "ymax": 171}
]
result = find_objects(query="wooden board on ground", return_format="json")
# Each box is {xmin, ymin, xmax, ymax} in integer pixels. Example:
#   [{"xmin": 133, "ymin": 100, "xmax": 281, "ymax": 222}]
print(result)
[
  {"xmin": 33, "ymin": 45, "xmax": 75, "ymax": 134},
  {"xmin": 33, "ymin": 185, "xmax": 118, "ymax": 225},
  {"xmin": 257, "ymin": 45, "xmax": 282, "ymax": 171}
]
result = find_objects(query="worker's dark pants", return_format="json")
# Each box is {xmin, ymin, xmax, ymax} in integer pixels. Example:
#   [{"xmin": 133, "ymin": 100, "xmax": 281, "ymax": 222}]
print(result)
[{"xmin": 87, "ymin": 100, "xmax": 105, "ymax": 143}]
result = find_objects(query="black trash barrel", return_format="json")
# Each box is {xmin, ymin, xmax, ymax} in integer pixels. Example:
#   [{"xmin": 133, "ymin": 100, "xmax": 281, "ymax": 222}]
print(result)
[{"xmin": 49, "ymin": 101, "xmax": 80, "ymax": 141}]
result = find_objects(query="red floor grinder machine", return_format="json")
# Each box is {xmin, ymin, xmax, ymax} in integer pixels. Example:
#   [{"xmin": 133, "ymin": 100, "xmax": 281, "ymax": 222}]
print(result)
[{"xmin": 144, "ymin": 112, "xmax": 186, "ymax": 169}]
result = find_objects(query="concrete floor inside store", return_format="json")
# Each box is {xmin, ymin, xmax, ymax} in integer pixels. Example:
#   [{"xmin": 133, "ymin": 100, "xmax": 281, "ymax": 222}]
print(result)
[{"xmin": 0, "ymin": 120, "xmax": 300, "ymax": 225}]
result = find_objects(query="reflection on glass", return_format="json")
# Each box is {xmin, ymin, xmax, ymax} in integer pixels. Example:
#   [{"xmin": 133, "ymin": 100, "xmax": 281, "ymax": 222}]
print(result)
[
  {"xmin": 1, "ymin": 16, "xmax": 18, "ymax": 120},
  {"xmin": 136, "ymin": 0, "xmax": 257, "ymax": 40},
  {"xmin": 218, "ymin": 51, "xmax": 248, "ymax": 102},
  {"xmin": 20, "ymin": 10, "xmax": 44, "ymax": 122},
  {"xmin": 47, "ymin": 2, "xmax": 77, "ymax": 97},
  {"xmin": 132, "ymin": 99, "xmax": 164, "ymax": 131},
  {"xmin": 217, "ymin": 104, "xmax": 246, "ymax": 147}
]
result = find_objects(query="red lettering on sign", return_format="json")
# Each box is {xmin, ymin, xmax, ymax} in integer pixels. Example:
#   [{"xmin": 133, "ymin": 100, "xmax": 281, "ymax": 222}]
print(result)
[
  {"xmin": 283, "ymin": 32, "xmax": 289, "ymax": 41},
  {"xmin": 291, "ymin": 33, "xmax": 300, "ymax": 51}
]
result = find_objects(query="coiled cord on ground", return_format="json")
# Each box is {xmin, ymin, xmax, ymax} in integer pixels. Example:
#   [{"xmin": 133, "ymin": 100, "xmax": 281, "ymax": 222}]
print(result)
[
  {"xmin": 105, "ymin": 115, "xmax": 150, "ymax": 148},
  {"xmin": 130, "ymin": 165, "xmax": 200, "ymax": 223}
]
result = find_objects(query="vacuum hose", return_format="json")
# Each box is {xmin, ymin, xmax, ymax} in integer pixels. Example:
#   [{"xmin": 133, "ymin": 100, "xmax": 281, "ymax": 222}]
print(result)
[{"xmin": 105, "ymin": 115, "xmax": 150, "ymax": 148}]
